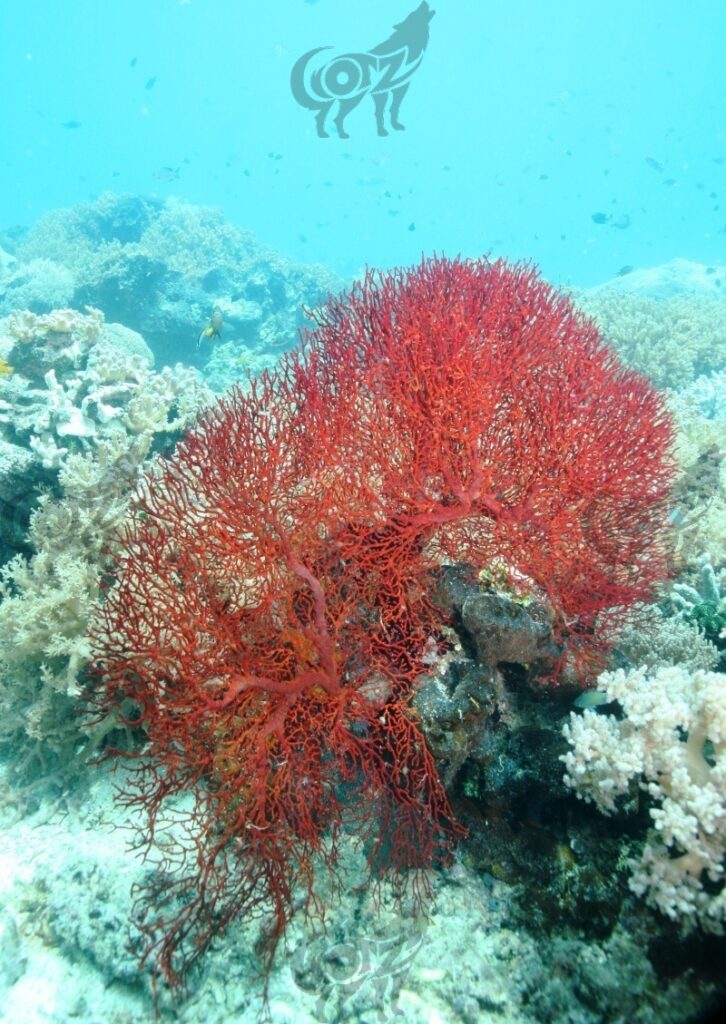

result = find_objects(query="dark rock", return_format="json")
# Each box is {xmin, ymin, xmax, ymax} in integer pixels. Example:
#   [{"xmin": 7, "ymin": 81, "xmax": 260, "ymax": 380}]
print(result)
[
  {"xmin": 462, "ymin": 590, "xmax": 557, "ymax": 667},
  {"xmin": 433, "ymin": 563, "xmax": 561, "ymax": 673}
]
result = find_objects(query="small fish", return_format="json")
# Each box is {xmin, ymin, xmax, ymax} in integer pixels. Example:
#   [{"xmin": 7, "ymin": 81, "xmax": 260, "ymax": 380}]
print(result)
[
  {"xmin": 0, "ymin": 358, "xmax": 14, "ymax": 376},
  {"xmin": 645, "ymin": 156, "xmax": 663, "ymax": 172},
  {"xmin": 616, "ymin": 265, "xmax": 634, "ymax": 276},
  {"xmin": 153, "ymin": 166, "xmax": 180, "ymax": 182},
  {"xmin": 591, "ymin": 211, "xmax": 609, "ymax": 224},
  {"xmin": 61, "ymin": 120, "xmax": 82, "ymax": 129},
  {"xmin": 574, "ymin": 690, "xmax": 609, "ymax": 710},
  {"xmin": 197, "ymin": 308, "xmax": 224, "ymax": 350},
  {"xmin": 145, "ymin": 76, "xmax": 157, "ymax": 90},
  {"xmin": 408, "ymin": 222, "xmax": 416, "ymax": 231},
  {"xmin": 129, "ymin": 56, "xmax": 137, "ymax": 67},
  {"xmin": 663, "ymin": 178, "xmax": 677, "ymax": 186}
]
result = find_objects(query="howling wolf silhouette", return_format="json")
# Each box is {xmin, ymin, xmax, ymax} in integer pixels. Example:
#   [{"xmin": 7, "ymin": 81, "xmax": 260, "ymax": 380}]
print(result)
[{"xmin": 291, "ymin": 2, "xmax": 435, "ymax": 139}]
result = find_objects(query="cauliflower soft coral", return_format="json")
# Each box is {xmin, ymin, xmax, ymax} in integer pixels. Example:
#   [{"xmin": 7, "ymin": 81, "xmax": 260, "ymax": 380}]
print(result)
[{"xmin": 563, "ymin": 665, "xmax": 726, "ymax": 932}]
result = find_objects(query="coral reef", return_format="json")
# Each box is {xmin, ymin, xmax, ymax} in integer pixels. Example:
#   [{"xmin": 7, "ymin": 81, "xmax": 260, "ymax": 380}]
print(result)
[
  {"xmin": 202, "ymin": 337, "xmax": 281, "ymax": 395},
  {"xmin": 665, "ymin": 374, "xmax": 726, "ymax": 565},
  {"xmin": 576, "ymin": 288, "xmax": 726, "ymax": 390},
  {"xmin": 0, "ymin": 307, "xmax": 212, "ymax": 778},
  {"xmin": 669, "ymin": 552, "xmax": 726, "ymax": 658},
  {"xmin": 611, "ymin": 602, "xmax": 720, "ymax": 673},
  {"xmin": 3, "ymin": 233, "xmax": 724, "ymax": 1021},
  {"xmin": 4, "ymin": 193, "xmax": 344, "ymax": 370},
  {"xmin": 0, "ymin": 438, "xmax": 44, "ymax": 556},
  {"xmin": 0, "ymin": 258, "xmax": 75, "ymax": 311},
  {"xmin": 0, "ymin": 437, "xmax": 151, "ymax": 773},
  {"xmin": 0, "ymin": 307, "xmax": 209, "ymax": 471},
  {"xmin": 562, "ymin": 665, "xmax": 726, "ymax": 933},
  {"xmin": 5, "ymin": 756, "xmax": 722, "ymax": 1024},
  {"xmin": 578, "ymin": 284, "xmax": 726, "ymax": 571},
  {"xmin": 90, "ymin": 255, "xmax": 675, "ymax": 993}
]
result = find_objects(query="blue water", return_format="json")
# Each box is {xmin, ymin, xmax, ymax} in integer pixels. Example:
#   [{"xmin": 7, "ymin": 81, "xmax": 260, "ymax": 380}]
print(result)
[{"xmin": 1, "ymin": 0, "xmax": 724, "ymax": 285}]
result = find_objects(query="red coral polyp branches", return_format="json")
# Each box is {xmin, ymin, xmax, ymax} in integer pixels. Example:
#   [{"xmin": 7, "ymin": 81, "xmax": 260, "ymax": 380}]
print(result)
[
  {"xmin": 299, "ymin": 258, "xmax": 674, "ymax": 643},
  {"xmin": 91, "ymin": 255, "xmax": 674, "ymax": 992}
]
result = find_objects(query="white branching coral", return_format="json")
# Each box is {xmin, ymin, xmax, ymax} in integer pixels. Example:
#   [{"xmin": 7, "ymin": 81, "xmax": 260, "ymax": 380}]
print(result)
[
  {"xmin": 562, "ymin": 665, "xmax": 726, "ymax": 933},
  {"xmin": 0, "ymin": 308, "xmax": 212, "ymax": 470}
]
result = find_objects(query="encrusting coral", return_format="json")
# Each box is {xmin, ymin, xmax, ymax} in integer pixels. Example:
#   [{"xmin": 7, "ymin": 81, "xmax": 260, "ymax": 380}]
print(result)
[{"xmin": 90, "ymin": 255, "xmax": 675, "ymax": 995}]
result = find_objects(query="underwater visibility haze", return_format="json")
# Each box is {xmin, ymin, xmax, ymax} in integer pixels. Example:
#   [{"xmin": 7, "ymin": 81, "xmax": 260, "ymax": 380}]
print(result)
[{"xmin": 0, "ymin": 3, "xmax": 725, "ymax": 1024}]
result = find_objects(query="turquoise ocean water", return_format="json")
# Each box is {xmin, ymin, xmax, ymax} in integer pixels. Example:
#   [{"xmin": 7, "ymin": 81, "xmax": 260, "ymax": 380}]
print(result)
[
  {"xmin": 1, "ymin": 0, "xmax": 724, "ymax": 284},
  {"xmin": 0, "ymin": 4, "xmax": 725, "ymax": 1024}
]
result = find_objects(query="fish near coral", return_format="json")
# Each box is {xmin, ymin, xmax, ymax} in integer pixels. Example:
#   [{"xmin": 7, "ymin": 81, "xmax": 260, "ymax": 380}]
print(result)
[
  {"xmin": 196, "ymin": 308, "xmax": 223, "ymax": 349},
  {"xmin": 0, "ymin": 358, "xmax": 14, "ymax": 375}
]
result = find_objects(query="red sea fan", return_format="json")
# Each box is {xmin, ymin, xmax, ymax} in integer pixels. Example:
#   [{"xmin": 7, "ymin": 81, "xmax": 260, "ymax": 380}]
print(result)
[
  {"xmin": 300, "ymin": 257, "xmax": 675, "ymax": 663},
  {"xmin": 90, "ymin": 255, "xmax": 674, "ymax": 994}
]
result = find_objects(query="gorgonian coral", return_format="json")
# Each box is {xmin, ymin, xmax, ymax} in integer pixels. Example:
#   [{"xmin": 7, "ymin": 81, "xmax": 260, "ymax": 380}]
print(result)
[{"xmin": 90, "ymin": 256, "xmax": 675, "ymax": 993}]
